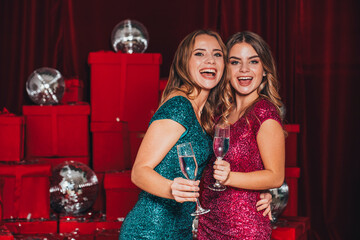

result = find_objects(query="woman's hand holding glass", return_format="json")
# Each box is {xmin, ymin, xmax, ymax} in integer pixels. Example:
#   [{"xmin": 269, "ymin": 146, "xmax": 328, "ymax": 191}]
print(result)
[
  {"xmin": 208, "ymin": 123, "xmax": 230, "ymax": 191},
  {"xmin": 212, "ymin": 158, "xmax": 231, "ymax": 185},
  {"xmin": 171, "ymin": 177, "xmax": 200, "ymax": 203},
  {"xmin": 177, "ymin": 142, "xmax": 210, "ymax": 216}
]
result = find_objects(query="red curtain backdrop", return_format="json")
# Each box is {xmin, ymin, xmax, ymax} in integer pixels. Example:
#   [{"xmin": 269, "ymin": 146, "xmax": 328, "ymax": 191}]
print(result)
[{"xmin": 0, "ymin": 0, "xmax": 359, "ymax": 239}]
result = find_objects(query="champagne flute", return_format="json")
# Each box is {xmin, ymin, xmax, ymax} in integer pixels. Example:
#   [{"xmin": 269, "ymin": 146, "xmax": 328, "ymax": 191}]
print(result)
[
  {"xmin": 177, "ymin": 142, "xmax": 210, "ymax": 216},
  {"xmin": 208, "ymin": 123, "xmax": 230, "ymax": 191}
]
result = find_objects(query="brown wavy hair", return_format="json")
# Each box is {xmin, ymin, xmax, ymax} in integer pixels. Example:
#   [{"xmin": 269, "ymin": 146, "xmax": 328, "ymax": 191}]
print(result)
[
  {"xmin": 161, "ymin": 29, "xmax": 230, "ymax": 136},
  {"xmin": 223, "ymin": 31, "xmax": 285, "ymax": 122}
]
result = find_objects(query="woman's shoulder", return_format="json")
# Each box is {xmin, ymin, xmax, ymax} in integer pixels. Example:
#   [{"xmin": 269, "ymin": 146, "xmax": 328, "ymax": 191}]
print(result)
[
  {"xmin": 159, "ymin": 94, "xmax": 192, "ymax": 111},
  {"xmin": 253, "ymin": 98, "xmax": 278, "ymax": 113},
  {"xmin": 250, "ymin": 98, "xmax": 280, "ymax": 122},
  {"xmin": 151, "ymin": 94, "xmax": 193, "ymax": 123}
]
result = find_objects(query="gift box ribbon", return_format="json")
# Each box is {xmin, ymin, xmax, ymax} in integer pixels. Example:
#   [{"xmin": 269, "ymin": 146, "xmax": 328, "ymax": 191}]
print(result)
[{"xmin": 0, "ymin": 108, "xmax": 15, "ymax": 116}]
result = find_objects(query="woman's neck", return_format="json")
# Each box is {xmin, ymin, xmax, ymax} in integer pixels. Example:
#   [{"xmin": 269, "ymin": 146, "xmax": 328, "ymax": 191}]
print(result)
[
  {"xmin": 228, "ymin": 93, "xmax": 259, "ymax": 124},
  {"xmin": 191, "ymin": 89, "xmax": 209, "ymax": 117},
  {"xmin": 234, "ymin": 93, "xmax": 259, "ymax": 112}
]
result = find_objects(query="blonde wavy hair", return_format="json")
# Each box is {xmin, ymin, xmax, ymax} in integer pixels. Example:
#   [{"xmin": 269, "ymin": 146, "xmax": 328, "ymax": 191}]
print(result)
[
  {"xmin": 222, "ymin": 31, "xmax": 285, "ymax": 122},
  {"xmin": 161, "ymin": 29, "xmax": 229, "ymax": 136}
]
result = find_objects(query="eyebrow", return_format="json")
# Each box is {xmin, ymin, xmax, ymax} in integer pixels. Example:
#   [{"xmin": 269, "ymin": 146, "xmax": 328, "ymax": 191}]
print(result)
[
  {"xmin": 229, "ymin": 55, "xmax": 259, "ymax": 60},
  {"xmin": 193, "ymin": 48, "xmax": 223, "ymax": 52}
]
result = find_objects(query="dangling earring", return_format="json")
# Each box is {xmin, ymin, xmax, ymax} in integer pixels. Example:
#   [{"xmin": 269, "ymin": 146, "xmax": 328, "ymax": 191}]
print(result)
[{"xmin": 262, "ymin": 72, "xmax": 267, "ymax": 82}]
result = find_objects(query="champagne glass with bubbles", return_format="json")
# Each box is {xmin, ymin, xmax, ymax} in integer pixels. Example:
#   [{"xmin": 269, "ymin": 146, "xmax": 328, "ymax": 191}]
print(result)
[
  {"xmin": 208, "ymin": 123, "xmax": 230, "ymax": 191},
  {"xmin": 177, "ymin": 142, "xmax": 210, "ymax": 216}
]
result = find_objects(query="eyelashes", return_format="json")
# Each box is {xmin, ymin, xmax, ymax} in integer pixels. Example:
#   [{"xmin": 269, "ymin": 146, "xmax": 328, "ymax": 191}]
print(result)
[{"xmin": 193, "ymin": 51, "xmax": 223, "ymax": 57}]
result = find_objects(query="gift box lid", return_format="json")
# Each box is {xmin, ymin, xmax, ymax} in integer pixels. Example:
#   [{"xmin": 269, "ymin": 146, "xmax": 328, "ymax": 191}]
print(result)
[
  {"xmin": 0, "ymin": 115, "xmax": 24, "ymax": 124},
  {"xmin": 0, "ymin": 108, "xmax": 24, "ymax": 124},
  {"xmin": 104, "ymin": 171, "xmax": 138, "ymax": 189},
  {"xmin": 0, "ymin": 162, "xmax": 52, "ymax": 177},
  {"xmin": 285, "ymin": 167, "xmax": 300, "ymax": 178},
  {"xmin": 88, "ymin": 51, "xmax": 162, "ymax": 65},
  {"xmin": 22, "ymin": 103, "xmax": 90, "ymax": 115}
]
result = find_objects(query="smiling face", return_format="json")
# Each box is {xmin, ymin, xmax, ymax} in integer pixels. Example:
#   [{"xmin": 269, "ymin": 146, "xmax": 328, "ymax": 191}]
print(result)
[
  {"xmin": 228, "ymin": 42, "xmax": 265, "ymax": 101},
  {"xmin": 188, "ymin": 34, "xmax": 225, "ymax": 91}
]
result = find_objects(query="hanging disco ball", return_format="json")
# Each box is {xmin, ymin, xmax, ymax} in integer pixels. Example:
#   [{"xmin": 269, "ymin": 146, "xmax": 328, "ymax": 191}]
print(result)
[
  {"xmin": 50, "ymin": 161, "xmax": 99, "ymax": 215},
  {"xmin": 269, "ymin": 181, "xmax": 289, "ymax": 224},
  {"xmin": 111, "ymin": 19, "xmax": 149, "ymax": 54},
  {"xmin": 26, "ymin": 67, "xmax": 65, "ymax": 105}
]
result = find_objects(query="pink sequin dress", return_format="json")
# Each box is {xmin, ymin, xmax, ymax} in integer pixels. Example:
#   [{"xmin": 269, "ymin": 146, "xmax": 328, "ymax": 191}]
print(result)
[{"xmin": 198, "ymin": 98, "xmax": 281, "ymax": 240}]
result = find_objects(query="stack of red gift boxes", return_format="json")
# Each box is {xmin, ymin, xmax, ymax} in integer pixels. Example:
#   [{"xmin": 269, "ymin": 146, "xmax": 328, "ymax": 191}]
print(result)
[
  {"xmin": 271, "ymin": 124, "xmax": 311, "ymax": 240},
  {"xmin": 88, "ymin": 51, "xmax": 161, "ymax": 223},
  {"xmin": 0, "ymin": 107, "xmax": 56, "ymax": 239},
  {"xmin": 0, "ymin": 52, "xmax": 162, "ymax": 239}
]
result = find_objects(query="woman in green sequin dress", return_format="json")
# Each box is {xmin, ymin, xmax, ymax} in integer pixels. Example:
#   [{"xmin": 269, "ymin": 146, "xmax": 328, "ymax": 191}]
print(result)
[
  {"xmin": 119, "ymin": 30, "xmax": 271, "ymax": 240},
  {"xmin": 119, "ymin": 29, "xmax": 228, "ymax": 240}
]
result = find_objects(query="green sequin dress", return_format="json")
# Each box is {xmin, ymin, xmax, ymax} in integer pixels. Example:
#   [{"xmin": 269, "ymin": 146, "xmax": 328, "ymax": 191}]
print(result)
[{"xmin": 119, "ymin": 96, "xmax": 212, "ymax": 240}]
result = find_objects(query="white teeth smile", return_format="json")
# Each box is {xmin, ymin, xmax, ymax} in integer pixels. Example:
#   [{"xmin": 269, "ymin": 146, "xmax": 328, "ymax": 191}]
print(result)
[
  {"xmin": 237, "ymin": 77, "xmax": 252, "ymax": 80},
  {"xmin": 200, "ymin": 69, "xmax": 217, "ymax": 74}
]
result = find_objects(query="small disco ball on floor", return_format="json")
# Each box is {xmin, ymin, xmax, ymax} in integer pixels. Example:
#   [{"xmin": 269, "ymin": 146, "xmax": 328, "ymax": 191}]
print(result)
[
  {"xmin": 50, "ymin": 161, "xmax": 99, "ymax": 215},
  {"xmin": 111, "ymin": 19, "xmax": 149, "ymax": 54},
  {"xmin": 26, "ymin": 67, "xmax": 65, "ymax": 105},
  {"xmin": 269, "ymin": 181, "xmax": 289, "ymax": 224}
]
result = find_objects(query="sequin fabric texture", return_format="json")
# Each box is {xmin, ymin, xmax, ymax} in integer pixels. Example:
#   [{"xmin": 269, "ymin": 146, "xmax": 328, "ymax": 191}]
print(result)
[
  {"xmin": 119, "ymin": 96, "xmax": 212, "ymax": 240},
  {"xmin": 198, "ymin": 99, "xmax": 281, "ymax": 240}
]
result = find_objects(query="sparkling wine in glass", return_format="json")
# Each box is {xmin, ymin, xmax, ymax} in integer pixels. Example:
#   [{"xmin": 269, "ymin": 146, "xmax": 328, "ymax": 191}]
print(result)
[
  {"xmin": 177, "ymin": 142, "xmax": 210, "ymax": 216},
  {"xmin": 208, "ymin": 123, "xmax": 230, "ymax": 191}
]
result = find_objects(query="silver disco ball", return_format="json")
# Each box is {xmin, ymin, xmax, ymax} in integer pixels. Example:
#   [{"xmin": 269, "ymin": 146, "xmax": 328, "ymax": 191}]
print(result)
[
  {"xmin": 26, "ymin": 67, "xmax": 65, "ymax": 105},
  {"xmin": 111, "ymin": 19, "xmax": 149, "ymax": 53},
  {"xmin": 269, "ymin": 181, "xmax": 289, "ymax": 223},
  {"xmin": 50, "ymin": 161, "xmax": 99, "ymax": 215}
]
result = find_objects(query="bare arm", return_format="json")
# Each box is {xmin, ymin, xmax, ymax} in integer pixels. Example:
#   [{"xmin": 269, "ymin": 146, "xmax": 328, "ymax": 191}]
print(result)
[
  {"xmin": 222, "ymin": 119, "xmax": 285, "ymax": 190},
  {"xmin": 131, "ymin": 119, "xmax": 199, "ymax": 201}
]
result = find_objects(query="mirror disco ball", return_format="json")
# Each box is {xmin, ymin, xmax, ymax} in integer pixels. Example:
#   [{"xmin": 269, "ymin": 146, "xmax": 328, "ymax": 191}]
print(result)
[
  {"xmin": 269, "ymin": 181, "xmax": 289, "ymax": 223},
  {"xmin": 26, "ymin": 67, "xmax": 65, "ymax": 105},
  {"xmin": 111, "ymin": 19, "xmax": 149, "ymax": 53},
  {"xmin": 50, "ymin": 161, "xmax": 99, "ymax": 215}
]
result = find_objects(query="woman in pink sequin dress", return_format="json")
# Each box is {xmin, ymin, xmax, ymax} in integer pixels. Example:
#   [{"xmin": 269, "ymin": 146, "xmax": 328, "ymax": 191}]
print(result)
[{"xmin": 198, "ymin": 31, "xmax": 286, "ymax": 239}]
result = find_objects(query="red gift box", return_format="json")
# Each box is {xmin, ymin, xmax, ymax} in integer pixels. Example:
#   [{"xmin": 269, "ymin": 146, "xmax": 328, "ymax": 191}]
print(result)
[
  {"xmin": 91, "ymin": 121, "xmax": 131, "ymax": 172},
  {"xmin": 59, "ymin": 220, "xmax": 97, "ymax": 234},
  {"xmin": 60, "ymin": 217, "xmax": 123, "ymax": 236},
  {"xmin": 0, "ymin": 109, "xmax": 24, "ymax": 161},
  {"xmin": 0, "ymin": 225, "xmax": 13, "ymax": 240},
  {"xmin": 284, "ymin": 124, "xmax": 300, "ymax": 167},
  {"xmin": 104, "ymin": 171, "xmax": 140, "ymax": 220},
  {"xmin": 0, "ymin": 178, "xmax": 2, "ymax": 222},
  {"xmin": 0, "ymin": 162, "xmax": 51, "ymax": 219},
  {"xmin": 95, "ymin": 220, "xmax": 122, "ymax": 232},
  {"xmin": 129, "ymin": 131, "xmax": 145, "ymax": 166},
  {"xmin": 59, "ymin": 218, "xmax": 122, "ymax": 235},
  {"xmin": 95, "ymin": 228, "xmax": 121, "ymax": 240},
  {"xmin": 22, "ymin": 104, "xmax": 90, "ymax": 158},
  {"xmin": 282, "ymin": 167, "xmax": 300, "ymax": 217},
  {"xmin": 271, "ymin": 216, "xmax": 310, "ymax": 240},
  {"xmin": 88, "ymin": 51, "xmax": 162, "ymax": 131},
  {"xmin": 3, "ymin": 220, "xmax": 57, "ymax": 234},
  {"xmin": 61, "ymin": 79, "xmax": 84, "ymax": 104}
]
